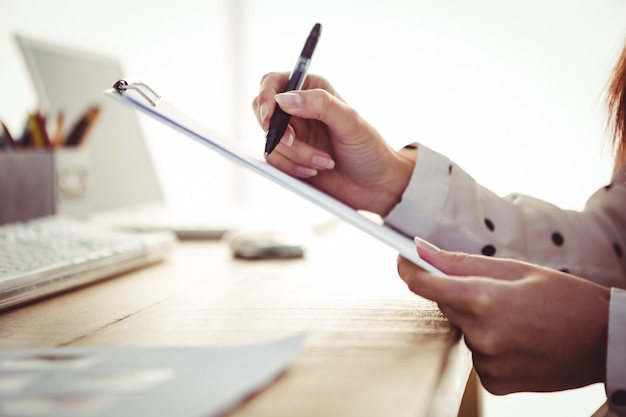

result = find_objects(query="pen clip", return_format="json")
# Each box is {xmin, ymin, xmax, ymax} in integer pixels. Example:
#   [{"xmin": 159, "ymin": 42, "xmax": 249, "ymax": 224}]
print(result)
[{"xmin": 113, "ymin": 79, "xmax": 162, "ymax": 107}]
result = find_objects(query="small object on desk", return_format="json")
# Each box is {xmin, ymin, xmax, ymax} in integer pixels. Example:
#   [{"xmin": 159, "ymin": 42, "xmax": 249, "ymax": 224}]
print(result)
[
  {"xmin": 173, "ymin": 226, "xmax": 228, "ymax": 241},
  {"xmin": 264, "ymin": 22, "xmax": 321, "ymax": 157},
  {"xmin": 227, "ymin": 229, "xmax": 309, "ymax": 260}
]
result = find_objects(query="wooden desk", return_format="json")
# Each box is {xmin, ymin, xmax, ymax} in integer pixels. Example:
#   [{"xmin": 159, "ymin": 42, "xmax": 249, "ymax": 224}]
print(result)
[{"xmin": 0, "ymin": 223, "xmax": 472, "ymax": 417}]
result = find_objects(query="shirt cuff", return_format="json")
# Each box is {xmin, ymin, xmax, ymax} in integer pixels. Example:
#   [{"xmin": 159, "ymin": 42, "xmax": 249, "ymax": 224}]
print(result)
[
  {"xmin": 607, "ymin": 287, "xmax": 626, "ymax": 414},
  {"xmin": 384, "ymin": 144, "xmax": 451, "ymax": 238}
]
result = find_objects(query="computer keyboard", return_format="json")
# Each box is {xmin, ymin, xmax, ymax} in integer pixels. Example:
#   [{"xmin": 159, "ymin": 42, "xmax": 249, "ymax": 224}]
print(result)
[{"xmin": 0, "ymin": 215, "xmax": 176, "ymax": 311}]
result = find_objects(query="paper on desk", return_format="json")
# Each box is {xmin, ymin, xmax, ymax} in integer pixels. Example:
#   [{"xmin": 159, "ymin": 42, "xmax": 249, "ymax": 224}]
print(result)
[{"xmin": 0, "ymin": 333, "xmax": 306, "ymax": 417}]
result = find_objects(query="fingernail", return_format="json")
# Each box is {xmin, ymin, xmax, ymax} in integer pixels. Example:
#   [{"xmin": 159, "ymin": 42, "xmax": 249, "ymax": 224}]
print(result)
[
  {"xmin": 275, "ymin": 92, "xmax": 302, "ymax": 108},
  {"xmin": 311, "ymin": 155, "xmax": 335, "ymax": 170},
  {"xmin": 414, "ymin": 236, "xmax": 440, "ymax": 255},
  {"xmin": 295, "ymin": 166, "xmax": 318, "ymax": 177},
  {"xmin": 280, "ymin": 131, "xmax": 294, "ymax": 147},
  {"xmin": 259, "ymin": 102, "xmax": 268, "ymax": 122}
]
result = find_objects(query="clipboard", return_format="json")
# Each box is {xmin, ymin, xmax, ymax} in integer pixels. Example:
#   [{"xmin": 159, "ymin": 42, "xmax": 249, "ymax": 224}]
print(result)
[{"xmin": 105, "ymin": 80, "xmax": 444, "ymax": 275}]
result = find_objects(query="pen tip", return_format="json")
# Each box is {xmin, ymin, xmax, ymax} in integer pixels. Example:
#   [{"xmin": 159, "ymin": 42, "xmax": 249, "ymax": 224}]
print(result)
[{"xmin": 264, "ymin": 152, "xmax": 269, "ymax": 158}]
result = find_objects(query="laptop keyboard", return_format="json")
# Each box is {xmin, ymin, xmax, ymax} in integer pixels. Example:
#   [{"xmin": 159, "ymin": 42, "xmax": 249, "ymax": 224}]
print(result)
[{"xmin": 0, "ymin": 215, "xmax": 176, "ymax": 311}]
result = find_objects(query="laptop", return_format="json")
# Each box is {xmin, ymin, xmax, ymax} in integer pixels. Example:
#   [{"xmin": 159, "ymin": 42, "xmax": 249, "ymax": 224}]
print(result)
[{"xmin": 14, "ymin": 34, "xmax": 232, "ymax": 240}]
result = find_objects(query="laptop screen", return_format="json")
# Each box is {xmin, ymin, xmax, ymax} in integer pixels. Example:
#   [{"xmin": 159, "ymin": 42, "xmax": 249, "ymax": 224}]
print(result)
[{"xmin": 15, "ymin": 34, "xmax": 164, "ymax": 215}]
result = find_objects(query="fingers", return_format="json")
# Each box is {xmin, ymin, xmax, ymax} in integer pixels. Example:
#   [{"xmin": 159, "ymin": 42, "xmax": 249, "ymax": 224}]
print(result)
[
  {"xmin": 414, "ymin": 237, "xmax": 531, "ymax": 281},
  {"xmin": 266, "ymin": 142, "xmax": 325, "ymax": 178},
  {"xmin": 274, "ymin": 90, "xmax": 362, "ymax": 140},
  {"xmin": 261, "ymin": 124, "xmax": 335, "ymax": 177},
  {"xmin": 397, "ymin": 256, "xmax": 494, "ymax": 316},
  {"xmin": 253, "ymin": 72, "xmax": 290, "ymax": 130},
  {"xmin": 398, "ymin": 240, "xmax": 535, "ymax": 317},
  {"xmin": 252, "ymin": 72, "xmax": 360, "ymax": 141}
]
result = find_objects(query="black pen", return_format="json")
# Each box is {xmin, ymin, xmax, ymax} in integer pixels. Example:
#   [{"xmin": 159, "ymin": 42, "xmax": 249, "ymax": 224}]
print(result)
[{"xmin": 264, "ymin": 23, "xmax": 321, "ymax": 157}]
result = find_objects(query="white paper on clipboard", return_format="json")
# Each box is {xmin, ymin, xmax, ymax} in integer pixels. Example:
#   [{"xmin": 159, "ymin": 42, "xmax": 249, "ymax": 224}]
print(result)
[{"xmin": 104, "ymin": 82, "xmax": 444, "ymax": 275}]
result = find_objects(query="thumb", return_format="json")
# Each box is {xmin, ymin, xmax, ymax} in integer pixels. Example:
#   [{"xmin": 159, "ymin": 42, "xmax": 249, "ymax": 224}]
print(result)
[
  {"xmin": 274, "ymin": 90, "xmax": 361, "ymax": 136},
  {"xmin": 414, "ymin": 237, "xmax": 525, "ymax": 281}
]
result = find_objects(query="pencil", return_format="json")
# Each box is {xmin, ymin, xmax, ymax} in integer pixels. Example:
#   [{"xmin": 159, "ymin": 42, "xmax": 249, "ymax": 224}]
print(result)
[
  {"xmin": 0, "ymin": 121, "xmax": 16, "ymax": 149},
  {"xmin": 52, "ymin": 111, "xmax": 64, "ymax": 148},
  {"xmin": 65, "ymin": 105, "xmax": 100, "ymax": 147}
]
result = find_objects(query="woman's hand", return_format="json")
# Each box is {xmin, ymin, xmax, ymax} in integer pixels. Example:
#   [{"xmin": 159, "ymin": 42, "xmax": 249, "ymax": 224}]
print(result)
[
  {"xmin": 252, "ymin": 72, "xmax": 415, "ymax": 217},
  {"xmin": 397, "ymin": 238, "xmax": 611, "ymax": 394}
]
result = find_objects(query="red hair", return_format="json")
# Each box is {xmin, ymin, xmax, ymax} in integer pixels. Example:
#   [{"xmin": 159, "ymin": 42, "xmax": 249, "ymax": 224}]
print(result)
[{"xmin": 607, "ymin": 41, "xmax": 626, "ymax": 167}]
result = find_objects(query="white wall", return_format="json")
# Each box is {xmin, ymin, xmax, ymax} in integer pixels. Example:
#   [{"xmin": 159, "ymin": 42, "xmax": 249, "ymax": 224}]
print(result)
[
  {"xmin": 2, "ymin": 0, "xmax": 626, "ymax": 218},
  {"xmin": 3, "ymin": 0, "xmax": 626, "ymax": 214}
]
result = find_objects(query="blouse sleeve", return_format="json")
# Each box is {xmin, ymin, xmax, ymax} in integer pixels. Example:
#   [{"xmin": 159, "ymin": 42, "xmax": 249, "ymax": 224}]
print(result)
[{"xmin": 384, "ymin": 144, "xmax": 626, "ymax": 288}]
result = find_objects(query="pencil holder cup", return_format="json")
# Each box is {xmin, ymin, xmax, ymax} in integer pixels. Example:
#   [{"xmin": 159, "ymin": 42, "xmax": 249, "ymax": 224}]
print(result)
[
  {"xmin": 54, "ymin": 148, "xmax": 92, "ymax": 219},
  {"xmin": 0, "ymin": 151, "xmax": 56, "ymax": 224}
]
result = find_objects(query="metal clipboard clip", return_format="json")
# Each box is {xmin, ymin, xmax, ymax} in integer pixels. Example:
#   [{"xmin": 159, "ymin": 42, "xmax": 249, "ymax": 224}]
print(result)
[{"xmin": 113, "ymin": 79, "xmax": 162, "ymax": 107}]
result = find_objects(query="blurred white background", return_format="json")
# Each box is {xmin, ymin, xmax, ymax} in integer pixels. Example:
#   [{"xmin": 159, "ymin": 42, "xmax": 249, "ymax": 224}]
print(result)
[{"xmin": 2, "ymin": 1, "xmax": 625, "ymax": 415}]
